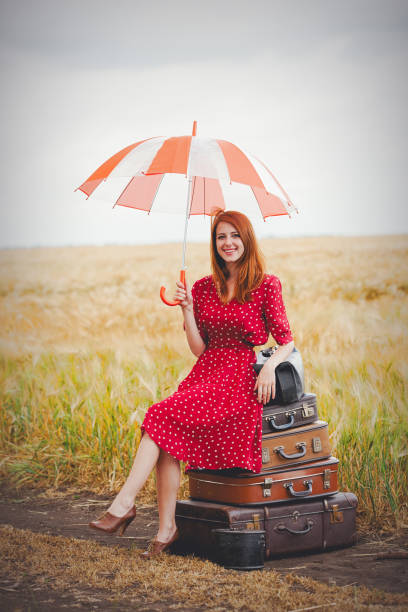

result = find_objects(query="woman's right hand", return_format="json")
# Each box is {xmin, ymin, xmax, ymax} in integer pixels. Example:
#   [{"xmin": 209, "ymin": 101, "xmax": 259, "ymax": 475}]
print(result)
[{"xmin": 174, "ymin": 280, "xmax": 193, "ymax": 310}]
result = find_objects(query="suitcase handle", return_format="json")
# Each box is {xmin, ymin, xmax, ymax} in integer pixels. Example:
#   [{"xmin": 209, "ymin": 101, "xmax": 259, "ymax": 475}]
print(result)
[
  {"xmin": 275, "ymin": 442, "xmax": 306, "ymax": 460},
  {"xmin": 276, "ymin": 519, "xmax": 314, "ymax": 535},
  {"xmin": 284, "ymin": 479, "xmax": 313, "ymax": 497},
  {"xmin": 267, "ymin": 413, "xmax": 295, "ymax": 430}
]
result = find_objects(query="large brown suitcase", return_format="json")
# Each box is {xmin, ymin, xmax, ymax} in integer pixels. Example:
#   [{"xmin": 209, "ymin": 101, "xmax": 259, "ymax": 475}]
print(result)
[
  {"xmin": 260, "ymin": 420, "xmax": 331, "ymax": 471},
  {"xmin": 188, "ymin": 457, "xmax": 339, "ymax": 505},
  {"xmin": 174, "ymin": 492, "xmax": 358, "ymax": 559},
  {"xmin": 262, "ymin": 393, "xmax": 318, "ymax": 434}
]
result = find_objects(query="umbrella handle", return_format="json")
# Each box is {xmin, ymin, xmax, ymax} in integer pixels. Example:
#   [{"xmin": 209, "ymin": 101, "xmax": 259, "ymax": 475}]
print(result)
[{"xmin": 160, "ymin": 270, "xmax": 186, "ymax": 306}]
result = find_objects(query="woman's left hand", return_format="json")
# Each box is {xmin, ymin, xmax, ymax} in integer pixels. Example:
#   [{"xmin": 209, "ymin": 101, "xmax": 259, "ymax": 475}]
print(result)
[{"xmin": 254, "ymin": 361, "xmax": 276, "ymax": 404}]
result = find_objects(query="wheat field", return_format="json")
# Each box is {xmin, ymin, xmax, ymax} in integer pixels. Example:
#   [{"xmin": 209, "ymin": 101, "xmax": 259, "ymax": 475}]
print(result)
[{"xmin": 0, "ymin": 235, "xmax": 407, "ymax": 528}]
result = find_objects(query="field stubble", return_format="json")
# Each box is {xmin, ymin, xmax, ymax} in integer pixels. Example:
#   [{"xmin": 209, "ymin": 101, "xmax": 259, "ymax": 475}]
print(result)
[{"xmin": 0, "ymin": 236, "xmax": 407, "ymax": 528}]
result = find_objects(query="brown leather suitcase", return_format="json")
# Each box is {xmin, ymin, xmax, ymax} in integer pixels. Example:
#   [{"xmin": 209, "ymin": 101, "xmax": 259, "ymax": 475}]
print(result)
[
  {"xmin": 174, "ymin": 492, "xmax": 358, "ymax": 559},
  {"xmin": 262, "ymin": 393, "xmax": 318, "ymax": 434},
  {"xmin": 261, "ymin": 420, "xmax": 331, "ymax": 470},
  {"xmin": 188, "ymin": 457, "xmax": 339, "ymax": 505}
]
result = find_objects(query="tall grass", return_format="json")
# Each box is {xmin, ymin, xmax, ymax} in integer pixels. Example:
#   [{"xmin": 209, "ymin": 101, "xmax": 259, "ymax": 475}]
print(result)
[
  {"xmin": 0, "ymin": 236, "xmax": 407, "ymax": 527},
  {"xmin": 0, "ymin": 350, "xmax": 189, "ymax": 500}
]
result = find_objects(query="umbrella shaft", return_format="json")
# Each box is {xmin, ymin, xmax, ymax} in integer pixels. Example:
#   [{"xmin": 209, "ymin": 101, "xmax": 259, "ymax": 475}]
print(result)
[{"xmin": 182, "ymin": 177, "xmax": 192, "ymax": 270}]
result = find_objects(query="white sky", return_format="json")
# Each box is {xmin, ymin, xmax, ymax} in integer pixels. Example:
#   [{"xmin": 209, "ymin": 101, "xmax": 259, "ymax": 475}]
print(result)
[{"xmin": 1, "ymin": 0, "xmax": 407, "ymax": 249}]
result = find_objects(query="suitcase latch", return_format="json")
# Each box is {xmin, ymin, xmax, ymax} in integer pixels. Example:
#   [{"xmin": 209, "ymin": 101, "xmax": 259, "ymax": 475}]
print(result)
[
  {"xmin": 323, "ymin": 468, "xmax": 331, "ymax": 489},
  {"xmin": 329, "ymin": 504, "xmax": 344, "ymax": 523},
  {"xmin": 263, "ymin": 478, "xmax": 273, "ymax": 497},
  {"xmin": 262, "ymin": 448, "xmax": 271, "ymax": 464},
  {"xmin": 312, "ymin": 437, "xmax": 322, "ymax": 453},
  {"xmin": 292, "ymin": 510, "xmax": 300, "ymax": 522},
  {"xmin": 302, "ymin": 404, "xmax": 314, "ymax": 418},
  {"xmin": 246, "ymin": 513, "xmax": 262, "ymax": 530}
]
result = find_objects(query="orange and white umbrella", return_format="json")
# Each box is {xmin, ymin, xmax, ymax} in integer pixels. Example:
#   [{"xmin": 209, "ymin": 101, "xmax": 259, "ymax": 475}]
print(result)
[{"xmin": 77, "ymin": 121, "xmax": 297, "ymax": 305}]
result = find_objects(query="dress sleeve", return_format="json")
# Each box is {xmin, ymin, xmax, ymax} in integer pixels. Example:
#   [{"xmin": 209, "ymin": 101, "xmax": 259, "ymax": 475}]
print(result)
[
  {"xmin": 188, "ymin": 280, "xmax": 208, "ymax": 345},
  {"xmin": 263, "ymin": 276, "xmax": 293, "ymax": 345}
]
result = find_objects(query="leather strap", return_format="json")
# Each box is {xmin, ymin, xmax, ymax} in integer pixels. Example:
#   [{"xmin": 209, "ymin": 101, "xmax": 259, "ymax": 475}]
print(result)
[{"xmin": 263, "ymin": 505, "xmax": 271, "ymax": 558}]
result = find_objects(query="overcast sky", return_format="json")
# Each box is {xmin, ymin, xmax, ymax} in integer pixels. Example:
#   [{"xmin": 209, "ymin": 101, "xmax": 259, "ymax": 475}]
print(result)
[{"xmin": 1, "ymin": 0, "xmax": 407, "ymax": 249}]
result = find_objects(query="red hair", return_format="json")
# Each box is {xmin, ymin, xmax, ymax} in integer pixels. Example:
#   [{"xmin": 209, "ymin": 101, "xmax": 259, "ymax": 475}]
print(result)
[{"xmin": 210, "ymin": 209, "xmax": 265, "ymax": 304}]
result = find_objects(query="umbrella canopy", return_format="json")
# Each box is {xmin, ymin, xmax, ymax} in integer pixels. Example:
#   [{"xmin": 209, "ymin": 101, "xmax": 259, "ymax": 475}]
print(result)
[
  {"xmin": 77, "ymin": 122, "xmax": 297, "ymax": 219},
  {"xmin": 77, "ymin": 122, "xmax": 297, "ymax": 305}
]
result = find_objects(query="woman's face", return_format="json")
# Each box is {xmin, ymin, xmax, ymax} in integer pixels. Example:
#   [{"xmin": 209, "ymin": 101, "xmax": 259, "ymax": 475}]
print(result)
[{"xmin": 215, "ymin": 221, "xmax": 245, "ymax": 264}]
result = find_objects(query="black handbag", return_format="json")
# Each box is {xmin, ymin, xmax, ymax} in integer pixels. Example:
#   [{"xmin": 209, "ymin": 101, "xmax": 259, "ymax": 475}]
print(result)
[{"xmin": 252, "ymin": 346, "xmax": 304, "ymax": 406}]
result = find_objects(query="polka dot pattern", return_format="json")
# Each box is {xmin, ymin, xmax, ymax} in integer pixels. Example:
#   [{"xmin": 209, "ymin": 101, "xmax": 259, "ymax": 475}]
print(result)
[{"xmin": 142, "ymin": 274, "xmax": 293, "ymax": 473}]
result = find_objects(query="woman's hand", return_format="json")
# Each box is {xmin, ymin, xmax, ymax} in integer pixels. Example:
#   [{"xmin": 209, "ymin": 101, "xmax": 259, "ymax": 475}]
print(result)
[
  {"xmin": 174, "ymin": 280, "xmax": 193, "ymax": 311},
  {"xmin": 254, "ymin": 360, "xmax": 276, "ymax": 404}
]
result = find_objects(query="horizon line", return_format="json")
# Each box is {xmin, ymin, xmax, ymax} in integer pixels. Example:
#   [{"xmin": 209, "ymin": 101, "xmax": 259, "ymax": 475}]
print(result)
[{"xmin": 1, "ymin": 232, "xmax": 407, "ymax": 251}]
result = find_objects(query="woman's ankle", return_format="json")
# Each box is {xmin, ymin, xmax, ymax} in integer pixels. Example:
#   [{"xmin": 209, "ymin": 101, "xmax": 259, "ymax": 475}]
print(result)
[
  {"xmin": 108, "ymin": 494, "xmax": 135, "ymax": 517},
  {"xmin": 156, "ymin": 523, "xmax": 177, "ymax": 542}
]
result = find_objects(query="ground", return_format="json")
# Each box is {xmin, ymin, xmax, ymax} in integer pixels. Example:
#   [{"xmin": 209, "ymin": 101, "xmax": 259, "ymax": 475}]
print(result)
[{"xmin": 0, "ymin": 484, "xmax": 407, "ymax": 611}]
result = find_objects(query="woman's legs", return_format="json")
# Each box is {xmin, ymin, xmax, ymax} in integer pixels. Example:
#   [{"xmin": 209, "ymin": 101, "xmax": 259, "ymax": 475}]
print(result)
[
  {"xmin": 107, "ymin": 432, "xmax": 160, "ymax": 517},
  {"xmin": 155, "ymin": 449, "xmax": 180, "ymax": 542}
]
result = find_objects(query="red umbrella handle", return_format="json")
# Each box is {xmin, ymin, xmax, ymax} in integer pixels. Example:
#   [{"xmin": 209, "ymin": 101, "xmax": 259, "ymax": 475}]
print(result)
[{"xmin": 160, "ymin": 270, "xmax": 186, "ymax": 306}]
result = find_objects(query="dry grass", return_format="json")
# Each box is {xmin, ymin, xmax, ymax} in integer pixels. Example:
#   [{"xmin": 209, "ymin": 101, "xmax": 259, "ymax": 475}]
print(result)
[
  {"xmin": 1, "ymin": 525, "xmax": 408, "ymax": 611},
  {"xmin": 0, "ymin": 236, "xmax": 407, "ymax": 527}
]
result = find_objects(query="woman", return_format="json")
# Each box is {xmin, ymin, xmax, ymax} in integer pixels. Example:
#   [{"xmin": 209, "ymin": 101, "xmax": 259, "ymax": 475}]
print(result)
[{"xmin": 89, "ymin": 209, "xmax": 294, "ymax": 558}]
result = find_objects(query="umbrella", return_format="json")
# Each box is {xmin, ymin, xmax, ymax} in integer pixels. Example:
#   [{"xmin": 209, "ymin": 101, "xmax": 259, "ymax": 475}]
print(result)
[{"xmin": 76, "ymin": 121, "xmax": 297, "ymax": 305}]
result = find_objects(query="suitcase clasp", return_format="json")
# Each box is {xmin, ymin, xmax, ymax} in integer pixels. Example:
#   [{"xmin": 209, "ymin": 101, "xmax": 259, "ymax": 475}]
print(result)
[
  {"xmin": 292, "ymin": 510, "xmax": 300, "ymax": 522},
  {"xmin": 262, "ymin": 478, "xmax": 273, "ymax": 497},
  {"xmin": 329, "ymin": 504, "xmax": 344, "ymax": 523},
  {"xmin": 312, "ymin": 437, "xmax": 322, "ymax": 453},
  {"xmin": 323, "ymin": 468, "xmax": 331, "ymax": 489},
  {"xmin": 302, "ymin": 404, "xmax": 315, "ymax": 418},
  {"xmin": 262, "ymin": 448, "xmax": 271, "ymax": 464},
  {"xmin": 246, "ymin": 513, "xmax": 261, "ymax": 530}
]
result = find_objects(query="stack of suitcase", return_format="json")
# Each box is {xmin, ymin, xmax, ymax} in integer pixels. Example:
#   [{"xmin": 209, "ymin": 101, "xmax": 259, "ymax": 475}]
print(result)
[{"xmin": 174, "ymin": 393, "xmax": 358, "ymax": 561}]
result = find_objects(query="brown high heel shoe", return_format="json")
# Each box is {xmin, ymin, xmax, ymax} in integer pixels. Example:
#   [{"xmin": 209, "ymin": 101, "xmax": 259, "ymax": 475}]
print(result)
[
  {"xmin": 141, "ymin": 528, "xmax": 179, "ymax": 559},
  {"xmin": 89, "ymin": 505, "xmax": 136, "ymax": 536}
]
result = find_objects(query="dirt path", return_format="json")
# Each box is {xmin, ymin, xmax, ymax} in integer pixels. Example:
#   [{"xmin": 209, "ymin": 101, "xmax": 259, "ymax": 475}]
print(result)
[{"xmin": 1, "ymin": 484, "xmax": 407, "ymax": 611}]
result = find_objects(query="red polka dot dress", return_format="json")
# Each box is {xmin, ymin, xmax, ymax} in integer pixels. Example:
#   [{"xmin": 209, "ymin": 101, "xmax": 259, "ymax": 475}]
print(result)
[{"xmin": 141, "ymin": 274, "xmax": 293, "ymax": 473}]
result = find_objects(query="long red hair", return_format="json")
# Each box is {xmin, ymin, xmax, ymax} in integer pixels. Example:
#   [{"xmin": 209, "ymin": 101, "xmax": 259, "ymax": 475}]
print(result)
[{"xmin": 210, "ymin": 209, "xmax": 265, "ymax": 304}]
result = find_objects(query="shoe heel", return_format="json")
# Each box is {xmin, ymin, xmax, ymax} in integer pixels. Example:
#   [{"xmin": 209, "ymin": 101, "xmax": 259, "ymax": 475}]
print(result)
[{"xmin": 119, "ymin": 516, "xmax": 134, "ymax": 536}]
